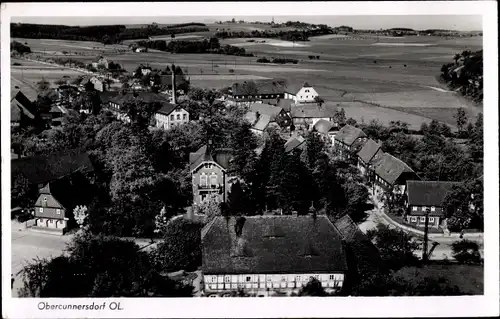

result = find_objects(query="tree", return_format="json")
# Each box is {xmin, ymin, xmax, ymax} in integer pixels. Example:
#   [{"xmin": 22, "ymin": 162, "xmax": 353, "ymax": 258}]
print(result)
[
  {"xmin": 342, "ymin": 181, "xmax": 370, "ymax": 223},
  {"xmin": 333, "ymin": 108, "xmax": 346, "ymax": 125},
  {"xmin": 11, "ymin": 174, "xmax": 34, "ymax": 210},
  {"xmin": 314, "ymin": 96, "xmax": 325, "ymax": 107},
  {"xmin": 18, "ymin": 232, "xmax": 193, "ymax": 297},
  {"xmin": 303, "ymin": 131, "xmax": 324, "ymax": 171},
  {"xmin": 453, "ymin": 53, "xmax": 461, "ymax": 64},
  {"xmin": 227, "ymin": 181, "xmax": 250, "ymax": 215},
  {"xmin": 299, "ymin": 277, "xmax": 326, "ymax": 296},
  {"xmin": 36, "ymin": 79, "xmax": 51, "ymax": 92},
  {"xmin": 451, "ymin": 239, "xmax": 482, "ymax": 264},
  {"xmin": 366, "ymin": 223, "xmax": 419, "ymax": 270},
  {"xmin": 153, "ymin": 219, "xmax": 203, "ymax": 272},
  {"xmin": 193, "ymin": 194, "xmax": 221, "ymax": 221},
  {"xmin": 469, "ymin": 112, "xmax": 483, "ymax": 162},
  {"xmin": 454, "ymin": 107, "xmax": 468, "ymax": 135},
  {"xmin": 73, "ymin": 205, "xmax": 88, "ymax": 228}
]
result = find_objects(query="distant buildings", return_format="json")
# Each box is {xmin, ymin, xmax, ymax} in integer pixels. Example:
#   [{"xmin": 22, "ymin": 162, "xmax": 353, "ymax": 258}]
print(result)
[
  {"xmin": 154, "ymin": 103, "xmax": 190, "ymax": 130},
  {"xmin": 334, "ymin": 124, "xmax": 367, "ymax": 160},
  {"xmin": 201, "ymin": 213, "xmax": 348, "ymax": 297},
  {"xmin": 312, "ymin": 119, "xmax": 339, "ymax": 146},
  {"xmin": 371, "ymin": 153, "xmax": 420, "ymax": 195},
  {"xmin": 356, "ymin": 139, "xmax": 383, "ymax": 177},
  {"xmin": 80, "ymin": 76, "xmax": 104, "ymax": 92},
  {"xmin": 290, "ymin": 104, "xmax": 337, "ymax": 130},
  {"xmin": 284, "ymin": 135, "xmax": 306, "ymax": 154},
  {"xmin": 92, "ymin": 56, "xmax": 109, "ymax": 69},
  {"xmin": 404, "ymin": 180, "xmax": 456, "ymax": 229},
  {"xmin": 10, "ymin": 90, "xmax": 36, "ymax": 128},
  {"xmin": 244, "ymin": 102, "xmax": 291, "ymax": 134},
  {"xmin": 189, "ymin": 143, "xmax": 233, "ymax": 205},
  {"xmin": 107, "ymin": 92, "xmax": 171, "ymax": 123},
  {"xmin": 284, "ymin": 82, "xmax": 319, "ymax": 104}
]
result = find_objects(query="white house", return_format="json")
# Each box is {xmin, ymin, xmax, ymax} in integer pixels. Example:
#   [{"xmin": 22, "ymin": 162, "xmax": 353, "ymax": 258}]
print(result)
[
  {"xmin": 155, "ymin": 103, "xmax": 190, "ymax": 130},
  {"xmin": 284, "ymin": 82, "xmax": 319, "ymax": 104},
  {"xmin": 201, "ymin": 214, "xmax": 348, "ymax": 297},
  {"xmin": 92, "ymin": 56, "xmax": 109, "ymax": 69}
]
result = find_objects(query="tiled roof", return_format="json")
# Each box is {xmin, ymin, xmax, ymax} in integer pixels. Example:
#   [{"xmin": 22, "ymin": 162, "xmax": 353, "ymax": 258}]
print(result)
[
  {"xmin": 109, "ymin": 92, "xmax": 170, "ymax": 105},
  {"xmin": 284, "ymin": 135, "xmax": 306, "ymax": 153},
  {"xmin": 99, "ymin": 91, "xmax": 120, "ymax": 104},
  {"xmin": 373, "ymin": 153, "xmax": 417, "ymax": 185},
  {"xmin": 189, "ymin": 145, "xmax": 233, "ymax": 172},
  {"xmin": 357, "ymin": 139, "xmax": 381, "ymax": 164},
  {"xmin": 335, "ymin": 124, "xmax": 366, "ymax": 146},
  {"xmin": 11, "ymin": 149, "xmax": 94, "ymax": 185},
  {"xmin": 406, "ymin": 180, "xmax": 457, "ymax": 207},
  {"xmin": 313, "ymin": 119, "xmax": 335, "ymax": 134},
  {"xmin": 245, "ymin": 111, "xmax": 272, "ymax": 132},
  {"xmin": 202, "ymin": 215, "xmax": 348, "ymax": 274},
  {"xmin": 38, "ymin": 175, "xmax": 91, "ymax": 210},
  {"xmin": 290, "ymin": 104, "xmax": 337, "ymax": 119},
  {"xmin": 249, "ymin": 103, "xmax": 283, "ymax": 121},
  {"xmin": 277, "ymin": 99, "xmax": 293, "ymax": 112},
  {"xmin": 11, "ymin": 91, "xmax": 35, "ymax": 122},
  {"xmin": 156, "ymin": 103, "xmax": 178, "ymax": 116}
]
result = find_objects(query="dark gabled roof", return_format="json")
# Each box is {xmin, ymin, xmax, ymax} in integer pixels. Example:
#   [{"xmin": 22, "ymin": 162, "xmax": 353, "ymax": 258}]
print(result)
[
  {"xmin": 245, "ymin": 112, "xmax": 271, "ymax": 131},
  {"xmin": 277, "ymin": 99, "xmax": 293, "ymax": 112},
  {"xmin": 284, "ymin": 135, "xmax": 305, "ymax": 153},
  {"xmin": 231, "ymin": 80, "xmax": 287, "ymax": 96},
  {"xmin": 249, "ymin": 103, "xmax": 283, "ymax": 121},
  {"xmin": 189, "ymin": 145, "xmax": 233, "ymax": 172},
  {"xmin": 290, "ymin": 104, "xmax": 337, "ymax": 119},
  {"xmin": 406, "ymin": 180, "xmax": 458, "ymax": 207},
  {"xmin": 155, "ymin": 103, "xmax": 178, "ymax": 116},
  {"xmin": 109, "ymin": 92, "xmax": 170, "ymax": 105},
  {"xmin": 313, "ymin": 119, "xmax": 336, "ymax": 134},
  {"xmin": 99, "ymin": 91, "xmax": 120, "ymax": 104},
  {"xmin": 357, "ymin": 139, "xmax": 381, "ymax": 164},
  {"xmin": 11, "ymin": 150, "xmax": 94, "ymax": 185},
  {"xmin": 335, "ymin": 124, "xmax": 367, "ymax": 146},
  {"xmin": 373, "ymin": 153, "xmax": 417, "ymax": 185},
  {"xmin": 202, "ymin": 215, "xmax": 348, "ymax": 274},
  {"xmin": 11, "ymin": 90, "xmax": 36, "ymax": 121},
  {"xmin": 39, "ymin": 176, "xmax": 90, "ymax": 210},
  {"xmin": 156, "ymin": 75, "xmax": 189, "ymax": 90}
]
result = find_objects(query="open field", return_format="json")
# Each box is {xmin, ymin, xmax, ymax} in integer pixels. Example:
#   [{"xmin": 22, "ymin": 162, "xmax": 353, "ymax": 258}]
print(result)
[
  {"xmin": 395, "ymin": 264, "xmax": 483, "ymax": 295},
  {"xmin": 12, "ymin": 34, "xmax": 483, "ymax": 128}
]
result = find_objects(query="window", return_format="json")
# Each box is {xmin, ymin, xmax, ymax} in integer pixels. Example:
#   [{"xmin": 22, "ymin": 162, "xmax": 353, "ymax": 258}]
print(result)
[
  {"xmin": 200, "ymin": 175, "xmax": 208, "ymax": 186},
  {"xmin": 411, "ymin": 216, "xmax": 417, "ymax": 222},
  {"xmin": 43, "ymin": 197, "xmax": 47, "ymax": 202},
  {"xmin": 39, "ymin": 208, "xmax": 43, "ymax": 213},
  {"xmin": 170, "ymin": 115, "xmax": 174, "ymax": 121},
  {"xmin": 224, "ymin": 276, "xmax": 230, "ymax": 283},
  {"xmin": 306, "ymin": 95, "xmax": 309, "ymax": 99},
  {"xmin": 305, "ymin": 89, "xmax": 310, "ymax": 93},
  {"xmin": 329, "ymin": 275, "xmax": 335, "ymax": 280},
  {"xmin": 246, "ymin": 276, "xmax": 251, "ymax": 282},
  {"xmin": 412, "ymin": 206, "xmax": 417, "ymax": 211},
  {"xmin": 183, "ymin": 114, "xmax": 187, "ymax": 120},
  {"xmin": 281, "ymin": 276, "xmax": 286, "ymax": 282},
  {"xmin": 295, "ymin": 276, "xmax": 301, "ymax": 282},
  {"xmin": 211, "ymin": 276, "xmax": 217, "ymax": 283},
  {"xmin": 56, "ymin": 209, "xmax": 61, "ymax": 214},
  {"xmin": 420, "ymin": 216, "xmax": 426, "ymax": 222},
  {"xmin": 422, "ymin": 206, "xmax": 427, "ymax": 211},
  {"xmin": 177, "ymin": 114, "xmax": 180, "ymax": 120},
  {"xmin": 429, "ymin": 217, "xmax": 435, "ymax": 223},
  {"xmin": 431, "ymin": 206, "xmax": 436, "ymax": 212},
  {"xmin": 210, "ymin": 175, "xmax": 218, "ymax": 186}
]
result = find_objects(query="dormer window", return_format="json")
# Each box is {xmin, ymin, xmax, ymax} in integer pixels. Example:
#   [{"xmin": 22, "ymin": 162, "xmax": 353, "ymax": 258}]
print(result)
[{"xmin": 43, "ymin": 197, "xmax": 47, "ymax": 202}]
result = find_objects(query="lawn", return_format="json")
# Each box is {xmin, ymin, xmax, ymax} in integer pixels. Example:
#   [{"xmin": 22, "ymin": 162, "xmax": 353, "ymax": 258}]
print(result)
[
  {"xmin": 395, "ymin": 263, "xmax": 484, "ymax": 295},
  {"xmin": 388, "ymin": 106, "xmax": 482, "ymax": 127}
]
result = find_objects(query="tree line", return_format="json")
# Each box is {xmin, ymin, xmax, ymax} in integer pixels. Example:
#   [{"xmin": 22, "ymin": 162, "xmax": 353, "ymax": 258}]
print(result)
[
  {"xmin": 10, "ymin": 23, "xmax": 209, "ymax": 44},
  {"xmin": 136, "ymin": 38, "xmax": 253, "ymax": 56},
  {"xmin": 11, "ymin": 40, "xmax": 31, "ymax": 54},
  {"xmin": 257, "ymin": 57, "xmax": 298, "ymax": 64},
  {"xmin": 214, "ymin": 26, "xmax": 332, "ymax": 42}
]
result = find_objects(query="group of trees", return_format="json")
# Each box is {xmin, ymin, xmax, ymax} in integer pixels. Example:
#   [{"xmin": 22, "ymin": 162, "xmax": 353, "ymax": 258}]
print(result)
[
  {"xmin": 10, "ymin": 23, "xmax": 209, "ymax": 44},
  {"xmin": 440, "ymin": 49, "xmax": 483, "ymax": 103},
  {"xmin": 214, "ymin": 26, "xmax": 332, "ymax": 42},
  {"xmin": 136, "ymin": 38, "xmax": 253, "ymax": 57},
  {"xmin": 11, "ymin": 40, "xmax": 31, "ymax": 54},
  {"xmin": 257, "ymin": 57, "xmax": 298, "ymax": 64}
]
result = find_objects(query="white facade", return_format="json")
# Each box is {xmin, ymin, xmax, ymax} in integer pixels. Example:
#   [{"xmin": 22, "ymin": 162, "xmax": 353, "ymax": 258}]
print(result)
[
  {"xmin": 285, "ymin": 86, "xmax": 319, "ymax": 104},
  {"xmin": 203, "ymin": 273, "xmax": 344, "ymax": 296},
  {"xmin": 155, "ymin": 108, "xmax": 189, "ymax": 130}
]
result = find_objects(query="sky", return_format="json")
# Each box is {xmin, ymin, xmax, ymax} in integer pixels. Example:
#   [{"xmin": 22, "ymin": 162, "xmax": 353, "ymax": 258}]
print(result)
[{"xmin": 11, "ymin": 15, "xmax": 482, "ymax": 31}]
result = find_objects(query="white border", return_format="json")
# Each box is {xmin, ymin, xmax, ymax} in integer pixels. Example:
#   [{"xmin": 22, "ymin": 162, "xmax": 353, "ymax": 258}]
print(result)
[{"xmin": 1, "ymin": 2, "xmax": 498, "ymax": 318}]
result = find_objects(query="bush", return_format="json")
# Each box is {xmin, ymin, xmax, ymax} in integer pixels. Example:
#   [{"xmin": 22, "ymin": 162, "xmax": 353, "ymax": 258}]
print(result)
[
  {"xmin": 256, "ymin": 57, "xmax": 271, "ymax": 63},
  {"xmin": 13, "ymin": 62, "xmax": 22, "ymax": 66},
  {"xmin": 451, "ymin": 239, "xmax": 482, "ymax": 264}
]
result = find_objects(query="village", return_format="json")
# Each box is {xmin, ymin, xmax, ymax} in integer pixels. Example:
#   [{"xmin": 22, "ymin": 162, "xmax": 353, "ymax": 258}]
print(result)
[{"xmin": 10, "ymin": 20, "xmax": 485, "ymax": 298}]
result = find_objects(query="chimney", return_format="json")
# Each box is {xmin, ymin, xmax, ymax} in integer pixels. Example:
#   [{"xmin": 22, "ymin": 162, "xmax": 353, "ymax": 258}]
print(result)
[{"xmin": 171, "ymin": 71, "xmax": 176, "ymax": 104}]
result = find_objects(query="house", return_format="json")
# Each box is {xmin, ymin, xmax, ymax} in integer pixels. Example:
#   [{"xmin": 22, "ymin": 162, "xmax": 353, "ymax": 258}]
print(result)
[
  {"xmin": 404, "ymin": 180, "xmax": 457, "ymax": 229},
  {"xmin": 80, "ymin": 76, "xmax": 104, "ymax": 92},
  {"xmin": 107, "ymin": 92, "xmax": 171, "ymax": 122},
  {"xmin": 201, "ymin": 214, "xmax": 348, "ymax": 297},
  {"xmin": 333, "ymin": 124, "xmax": 367, "ymax": 159},
  {"xmin": 11, "ymin": 90, "xmax": 36, "ymax": 128},
  {"xmin": 356, "ymin": 139, "xmax": 383, "ymax": 177},
  {"xmin": 135, "ymin": 47, "xmax": 148, "ymax": 53},
  {"xmin": 290, "ymin": 104, "xmax": 337, "ymax": 130},
  {"xmin": 92, "ymin": 56, "xmax": 109, "ymax": 69},
  {"xmin": 141, "ymin": 66, "xmax": 152, "ymax": 76},
  {"xmin": 284, "ymin": 82, "xmax": 319, "ymax": 104},
  {"xmin": 284, "ymin": 135, "xmax": 306, "ymax": 154},
  {"xmin": 312, "ymin": 119, "xmax": 339, "ymax": 146},
  {"xmin": 372, "ymin": 153, "xmax": 420, "ymax": 195},
  {"xmin": 154, "ymin": 103, "xmax": 190, "ymax": 130},
  {"xmin": 151, "ymin": 73, "xmax": 189, "ymax": 97},
  {"xmin": 230, "ymin": 80, "xmax": 287, "ymax": 104},
  {"xmin": 248, "ymin": 103, "xmax": 291, "ymax": 127},
  {"xmin": 277, "ymin": 98, "xmax": 294, "ymax": 113},
  {"xmin": 33, "ymin": 174, "xmax": 91, "ymax": 234},
  {"xmin": 189, "ymin": 143, "xmax": 233, "ymax": 205},
  {"xmin": 11, "ymin": 150, "xmax": 95, "ymax": 189},
  {"xmin": 245, "ymin": 111, "xmax": 273, "ymax": 135},
  {"xmin": 333, "ymin": 215, "xmax": 383, "ymax": 290}
]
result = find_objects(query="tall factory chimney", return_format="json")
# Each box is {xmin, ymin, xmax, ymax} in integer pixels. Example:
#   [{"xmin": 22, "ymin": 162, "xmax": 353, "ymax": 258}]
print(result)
[{"xmin": 171, "ymin": 66, "xmax": 176, "ymax": 104}]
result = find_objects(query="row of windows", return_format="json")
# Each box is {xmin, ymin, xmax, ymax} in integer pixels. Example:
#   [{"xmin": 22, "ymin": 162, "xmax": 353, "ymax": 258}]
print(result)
[
  {"xmin": 206, "ymin": 281, "xmax": 341, "ymax": 291},
  {"xmin": 412, "ymin": 206, "xmax": 437, "ymax": 212},
  {"xmin": 39, "ymin": 207, "xmax": 61, "ymax": 214},
  {"xmin": 200, "ymin": 175, "xmax": 218, "ymax": 185},
  {"xmin": 235, "ymin": 94, "xmax": 280, "ymax": 99},
  {"xmin": 207, "ymin": 274, "xmax": 341, "ymax": 284},
  {"xmin": 410, "ymin": 216, "xmax": 436, "ymax": 223},
  {"xmin": 298, "ymin": 95, "xmax": 316, "ymax": 100}
]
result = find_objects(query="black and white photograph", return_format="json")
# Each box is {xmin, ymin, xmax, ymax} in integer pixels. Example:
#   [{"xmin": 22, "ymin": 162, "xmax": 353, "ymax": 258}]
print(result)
[{"xmin": 1, "ymin": 2, "xmax": 498, "ymax": 318}]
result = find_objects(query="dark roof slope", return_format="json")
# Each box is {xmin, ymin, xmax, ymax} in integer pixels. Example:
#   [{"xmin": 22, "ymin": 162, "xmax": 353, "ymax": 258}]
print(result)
[
  {"xmin": 357, "ymin": 139, "xmax": 381, "ymax": 164},
  {"xmin": 109, "ymin": 92, "xmax": 170, "ymax": 105},
  {"xmin": 290, "ymin": 104, "xmax": 337, "ymax": 119},
  {"xmin": 11, "ymin": 150, "xmax": 94, "ymax": 185},
  {"xmin": 313, "ymin": 119, "xmax": 335, "ymax": 134},
  {"xmin": 335, "ymin": 124, "xmax": 366, "ymax": 146},
  {"xmin": 373, "ymin": 153, "xmax": 416, "ymax": 185},
  {"xmin": 406, "ymin": 180, "xmax": 457, "ymax": 207},
  {"xmin": 11, "ymin": 91, "xmax": 36, "ymax": 121},
  {"xmin": 277, "ymin": 99, "xmax": 293, "ymax": 112},
  {"xmin": 40, "ymin": 175, "xmax": 92, "ymax": 210},
  {"xmin": 156, "ymin": 103, "xmax": 178, "ymax": 116},
  {"xmin": 189, "ymin": 145, "xmax": 233, "ymax": 171},
  {"xmin": 284, "ymin": 135, "xmax": 306, "ymax": 153},
  {"xmin": 249, "ymin": 103, "xmax": 283, "ymax": 121},
  {"xmin": 202, "ymin": 215, "xmax": 348, "ymax": 274},
  {"xmin": 99, "ymin": 91, "xmax": 120, "ymax": 104}
]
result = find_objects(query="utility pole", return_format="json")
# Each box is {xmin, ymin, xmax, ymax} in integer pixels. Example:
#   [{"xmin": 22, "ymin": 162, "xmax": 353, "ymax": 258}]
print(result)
[{"xmin": 422, "ymin": 207, "xmax": 430, "ymax": 263}]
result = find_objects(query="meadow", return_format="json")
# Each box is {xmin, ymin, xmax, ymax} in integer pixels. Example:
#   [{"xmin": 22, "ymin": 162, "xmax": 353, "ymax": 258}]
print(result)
[{"xmin": 12, "ymin": 30, "xmax": 483, "ymax": 129}]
